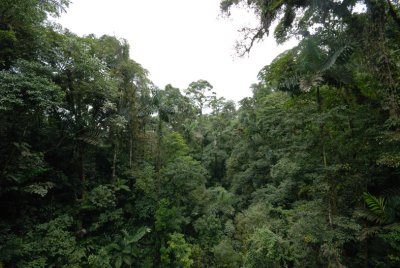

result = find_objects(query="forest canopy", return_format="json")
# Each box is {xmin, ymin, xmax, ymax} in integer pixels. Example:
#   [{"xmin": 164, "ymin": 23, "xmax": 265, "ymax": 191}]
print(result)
[{"xmin": 0, "ymin": 0, "xmax": 400, "ymax": 267}]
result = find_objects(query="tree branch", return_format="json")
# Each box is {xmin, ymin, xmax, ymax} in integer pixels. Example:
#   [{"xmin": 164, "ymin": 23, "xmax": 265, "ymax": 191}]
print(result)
[{"xmin": 236, "ymin": 27, "xmax": 265, "ymax": 57}]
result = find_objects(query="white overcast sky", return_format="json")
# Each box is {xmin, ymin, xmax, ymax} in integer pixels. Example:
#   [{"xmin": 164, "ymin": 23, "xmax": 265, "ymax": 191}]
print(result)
[{"xmin": 57, "ymin": 0, "xmax": 296, "ymax": 102}]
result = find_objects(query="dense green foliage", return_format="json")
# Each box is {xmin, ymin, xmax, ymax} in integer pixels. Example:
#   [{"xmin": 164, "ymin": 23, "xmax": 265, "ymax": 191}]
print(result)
[{"xmin": 1, "ymin": 0, "xmax": 400, "ymax": 267}]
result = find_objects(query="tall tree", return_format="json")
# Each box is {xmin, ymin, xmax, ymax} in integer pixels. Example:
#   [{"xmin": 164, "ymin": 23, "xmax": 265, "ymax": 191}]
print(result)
[{"xmin": 185, "ymin": 79, "xmax": 215, "ymax": 115}]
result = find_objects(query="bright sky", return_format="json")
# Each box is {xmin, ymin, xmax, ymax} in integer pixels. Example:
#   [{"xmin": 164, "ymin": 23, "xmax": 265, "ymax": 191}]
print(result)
[{"xmin": 57, "ymin": 0, "xmax": 296, "ymax": 102}]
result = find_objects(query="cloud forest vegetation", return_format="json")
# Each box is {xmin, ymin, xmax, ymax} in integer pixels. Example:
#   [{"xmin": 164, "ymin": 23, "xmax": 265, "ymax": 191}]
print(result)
[{"xmin": 0, "ymin": 0, "xmax": 400, "ymax": 267}]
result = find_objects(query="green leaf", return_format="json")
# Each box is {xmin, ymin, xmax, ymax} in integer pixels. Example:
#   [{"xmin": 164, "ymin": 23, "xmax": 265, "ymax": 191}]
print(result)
[
  {"xmin": 363, "ymin": 192, "xmax": 387, "ymax": 224},
  {"xmin": 123, "ymin": 255, "xmax": 132, "ymax": 265},
  {"xmin": 114, "ymin": 256, "xmax": 122, "ymax": 268},
  {"xmin": 126, "ymin": 227, "xmax": 151, "ymax": 244}
]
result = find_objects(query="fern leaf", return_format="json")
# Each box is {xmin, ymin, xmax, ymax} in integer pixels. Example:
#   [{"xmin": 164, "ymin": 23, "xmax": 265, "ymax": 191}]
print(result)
[
  {"xmin": 278, "ymin": 73, "xmax": 300, "ymax": 90},
  {"xmin": 126, "ymin": 226, "xmax": 150, "ymax": 244},
  {"xmin": 360, "ymin": 226, "xmax": 381, "ymax": 240},
  {"xmin": 321, "ymin": 45, "xmax": 353, "ymax": 72},
  {"xmin": 363, "ymin": 192, "xmax": 387, "ymax": 224}
]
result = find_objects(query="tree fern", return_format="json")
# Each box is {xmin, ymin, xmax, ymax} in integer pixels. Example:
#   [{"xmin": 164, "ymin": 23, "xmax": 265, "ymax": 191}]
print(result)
[{"xmin": 277, "ymin": 39, "xmax": 354, "ymax": 93}]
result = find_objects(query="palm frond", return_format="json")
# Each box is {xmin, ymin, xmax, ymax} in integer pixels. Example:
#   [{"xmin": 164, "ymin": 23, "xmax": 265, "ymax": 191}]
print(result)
[
  {"xmin": 125, "ymin": 227, "xmax": 151, "ymax": 244},
  {"xmin": 278, "ymin": 73, "xmax": 301, "ymax": 91},
  {"xmin": 76, "ymin": 129, "xmax": 103, "ymax": 147},
  {"xmin": 321, "ymin": 46, "xmax": 344, "ymax": 72},
  {"xmin": 360, "ymin": 225, "xmax": 381, "ymax": 240},
  {"xmin": 363, "ymin": 192, "xmax": 388, "ymax": 224},
  {"xmin": 382, "ymin": 187, "xmax": 400, "ymax": 197}
]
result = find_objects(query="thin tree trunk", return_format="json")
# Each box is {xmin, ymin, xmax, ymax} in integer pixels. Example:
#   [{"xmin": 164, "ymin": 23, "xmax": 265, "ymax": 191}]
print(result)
[
  {"xmin": 112, "ymin": 143, "xmax": 118, "ymax": 181},
  {"xmin": 156, "ymin": 117, "xmax": 162, "ymax": 201},
  {"xmin": 78, "ymin": 144, "xmax": 87, "ymax": 202},
  {"xmin": 372, "ymin": 1, "xmax": 400, "ymax": 120},
  {"xmin": 317, "ymin": 87, "xmax": 343, "ymax": 267},
  {"xmin": 129, "ymin": 136, "xmax": 133, "ymax": 169},
  {"xmin": 363, "ymin": 235, "xmax": 369, "ymax": 268}
]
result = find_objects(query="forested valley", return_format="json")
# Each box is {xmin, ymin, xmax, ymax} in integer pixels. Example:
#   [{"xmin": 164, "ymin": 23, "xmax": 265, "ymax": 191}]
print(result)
[{"xmin": 1, "ymin": 0, "xmax": 400, "ymax": 267}]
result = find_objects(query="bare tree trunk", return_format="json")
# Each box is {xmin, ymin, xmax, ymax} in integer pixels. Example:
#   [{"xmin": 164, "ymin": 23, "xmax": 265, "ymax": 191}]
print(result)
[
  {"xmin": 363, "ymin": 235, "xmax": 369, "ymax": 268},
  {"xmin": 156, "ymin": 117, "xmax": 162, "ymax": 201},
  {"xmin": 129, "ymin": 136, "xmax": 133, "ymax": 169},
  {"xmin": 79, "ymin": 145, "xmax": 86, "ymax": 200},
  {"xmin": 112, "ymin": 143, "xmax": 118, "ymax": 181}
]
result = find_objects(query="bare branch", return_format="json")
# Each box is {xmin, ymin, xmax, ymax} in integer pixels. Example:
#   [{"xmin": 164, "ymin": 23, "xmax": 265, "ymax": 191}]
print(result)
[{"xmin": 236, "ymin": 27, "xmax": 266, "ymax": 57}]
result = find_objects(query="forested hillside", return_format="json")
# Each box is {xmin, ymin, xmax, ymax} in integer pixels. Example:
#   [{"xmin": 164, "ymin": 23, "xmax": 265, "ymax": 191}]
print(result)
[{"xmin": 1, "ymin": 0, "xmax": 400, "ymax": 267}]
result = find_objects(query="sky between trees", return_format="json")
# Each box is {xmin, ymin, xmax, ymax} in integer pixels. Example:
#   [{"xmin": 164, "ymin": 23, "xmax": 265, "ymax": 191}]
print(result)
[{"xmin": 57, "ymin": 0, "xmax": 297, "ymax": 101}]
